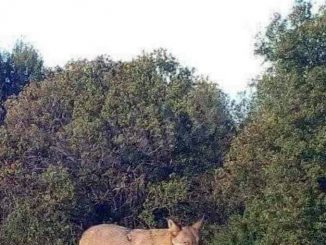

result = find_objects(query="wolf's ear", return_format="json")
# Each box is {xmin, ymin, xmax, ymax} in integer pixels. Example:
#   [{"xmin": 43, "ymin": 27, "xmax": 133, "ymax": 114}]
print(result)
[
  {"xmin": 192, "ymin": 217, "xmax": 204, "ymax": 232},
  {"xmin": 167, "ymin": 219, "xmax": 181, "ymax": 235}
]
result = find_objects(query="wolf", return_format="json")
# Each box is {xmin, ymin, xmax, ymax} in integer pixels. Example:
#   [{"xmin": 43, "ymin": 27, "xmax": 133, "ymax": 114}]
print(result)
[{"xmin": 79, "ymin": 218, "xmax": 203, "ymax": 245}]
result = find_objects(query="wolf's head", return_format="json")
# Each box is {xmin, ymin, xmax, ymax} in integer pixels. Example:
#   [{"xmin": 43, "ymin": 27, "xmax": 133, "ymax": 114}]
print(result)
[{"xmin": 168, "ymin": 218, "xmax": 203, "ymax": 245}]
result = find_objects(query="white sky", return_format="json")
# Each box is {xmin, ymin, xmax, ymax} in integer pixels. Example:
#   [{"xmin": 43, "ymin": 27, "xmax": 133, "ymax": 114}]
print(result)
[{"xmin": 0, "ymin": 0, "xmax": 323, "ymax": 96}]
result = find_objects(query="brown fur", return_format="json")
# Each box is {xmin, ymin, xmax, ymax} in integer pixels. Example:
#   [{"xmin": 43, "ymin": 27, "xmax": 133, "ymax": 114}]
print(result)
[{"xmin": 79, "ymin": 218, "xmax": 203, "ymax": 245}]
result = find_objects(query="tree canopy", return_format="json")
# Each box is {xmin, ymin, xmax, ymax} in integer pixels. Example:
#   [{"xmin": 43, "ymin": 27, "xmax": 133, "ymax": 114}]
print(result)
[
  {"xmin": 213, "ymin": 2, "xmax": 326, "ymax": 244},
  {"xmin": 0, "ymin": 40, "xmax": 44, "ymax": 122},
  {"xmin": 0, "ymin": 50, "xmax": 233, "ymax": 244},
  {"xmin": 0, "ymin": 1, "xmax": 325, "ymax": 244}
]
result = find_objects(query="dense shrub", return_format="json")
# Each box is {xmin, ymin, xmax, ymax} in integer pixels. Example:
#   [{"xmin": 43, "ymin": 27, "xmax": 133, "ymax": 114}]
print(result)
[
  {"xmin": 0, "ymin": 50, "xmax": 233, "ymax": 244},
  {"xmin": 213, "ymin": 2, "xmax": 326, "ymax": 244},
  {"xmin": 0, "ymin": 41, "xmax": 44, "ymax": 122}
]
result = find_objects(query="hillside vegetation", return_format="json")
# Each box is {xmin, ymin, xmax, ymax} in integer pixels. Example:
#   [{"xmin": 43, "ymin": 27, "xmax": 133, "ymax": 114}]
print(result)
[{"xmin": 0, "ymin": 1, "xmax": 325, "ymax": 244}]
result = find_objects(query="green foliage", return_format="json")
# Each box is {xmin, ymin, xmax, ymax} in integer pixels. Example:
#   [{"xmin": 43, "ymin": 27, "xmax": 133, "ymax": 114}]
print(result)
[
  {"xmin": 0, "ymin": 165, "xmax": 76, "ymax": 245},
  {"xmin": 0, "ymin": 50, "xmax": 233, "ymax": 244},
  {"xmin": 1, "ymin": 2, "xmax": 325, "ymax": 244},
  {"xmin": 140, "ymin": 177, "xmax": 190, "ymax": 227},
  {"xmin": 213, "ymin": 1, "xmax": 326, "ymax": 244},
  {"xmin": 0, "ymin": 40, "xmax": 44, "ymax": 122}
]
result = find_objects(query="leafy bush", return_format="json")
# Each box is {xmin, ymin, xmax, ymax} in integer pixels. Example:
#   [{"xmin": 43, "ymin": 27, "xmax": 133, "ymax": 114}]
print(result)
[
  {"xmin": 0, "ymin": 50, "xmax": 233, "ymax": 244},
  {"xmin": 212, "ymin": 2, "xmax": 326, "ymax": 244}
]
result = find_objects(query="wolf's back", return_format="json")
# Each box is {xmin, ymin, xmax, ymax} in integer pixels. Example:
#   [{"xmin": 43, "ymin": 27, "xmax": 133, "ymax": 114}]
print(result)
[
  {"xmin": 79, "ymin": 224, "xmax": 131, "ymax": 245},
  {"xmin": 79, "ymin": 224, "xmax": 172, "ymax": 245}
]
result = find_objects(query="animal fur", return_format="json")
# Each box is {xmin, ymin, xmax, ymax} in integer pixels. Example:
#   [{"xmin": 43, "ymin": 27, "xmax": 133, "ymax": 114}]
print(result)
[{"xmin": 79, "ymin": 218, "xmax": 203, "ymax": 245}]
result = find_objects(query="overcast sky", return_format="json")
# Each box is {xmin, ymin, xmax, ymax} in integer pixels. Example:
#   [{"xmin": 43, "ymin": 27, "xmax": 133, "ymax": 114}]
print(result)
[{"xmin": 0, "ymin": 0, "xmax": 323, "ymax": 96}]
